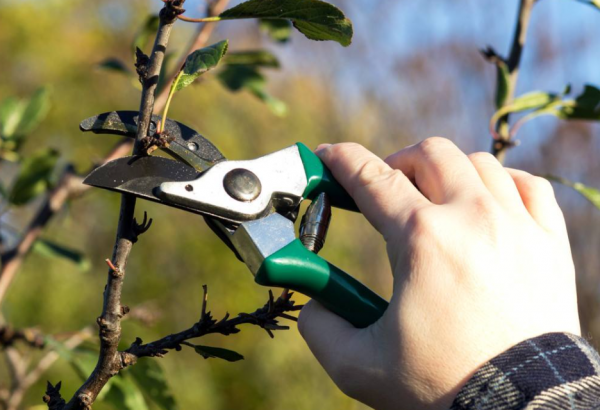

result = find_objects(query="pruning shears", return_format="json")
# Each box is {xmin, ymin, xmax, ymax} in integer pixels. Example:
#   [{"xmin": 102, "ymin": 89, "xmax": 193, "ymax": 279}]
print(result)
[{"xmin": 81, "ymin": 111, "xmax": 388, "ymax": 328}]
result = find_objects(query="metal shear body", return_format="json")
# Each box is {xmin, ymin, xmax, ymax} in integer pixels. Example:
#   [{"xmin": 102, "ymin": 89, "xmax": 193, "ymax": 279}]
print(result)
[{"xmin": 82, "ymin": 112, "xmax": 388, "ymax": 328}]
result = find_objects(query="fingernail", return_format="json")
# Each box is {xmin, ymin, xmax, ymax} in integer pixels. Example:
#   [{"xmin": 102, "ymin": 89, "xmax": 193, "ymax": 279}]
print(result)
[{"xmin": 314, "ymin": 143, "xmax": 332, "ymax": 154}]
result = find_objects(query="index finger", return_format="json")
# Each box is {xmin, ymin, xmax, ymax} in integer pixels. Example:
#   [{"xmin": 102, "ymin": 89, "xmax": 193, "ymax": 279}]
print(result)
[{"xmin": 316, "ymin": 143, "xmax": 429, "ymax": 239}]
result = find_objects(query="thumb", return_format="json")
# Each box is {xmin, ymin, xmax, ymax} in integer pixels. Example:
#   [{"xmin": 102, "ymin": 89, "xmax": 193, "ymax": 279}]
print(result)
[
  {"xmin": 299, "ymin": 300, "xmax": 385, "ymax": 404},
  {"xmin": 316, "ymin": 143, "xmax": 426, "ymax": 238},
  {"xmin": 298, "ymin": 300, "xmax": 359, "ymax": 373}
]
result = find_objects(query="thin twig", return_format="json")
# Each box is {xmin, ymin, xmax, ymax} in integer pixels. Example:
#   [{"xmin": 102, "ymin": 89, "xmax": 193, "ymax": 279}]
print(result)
[
  {"xmin": 491, "ymin": 0, "xmax": 537, "ymax": 163},
  {"xmin": 121, "ymin": 289, "xmax": 301, "ymax": 365},
  {"xmin": 154, "ymin": 0, "xmax": 230, "ymax": 112},
  {"xmin": 0, "ymin": 325, "xmax": 45, "ymax": 349}
]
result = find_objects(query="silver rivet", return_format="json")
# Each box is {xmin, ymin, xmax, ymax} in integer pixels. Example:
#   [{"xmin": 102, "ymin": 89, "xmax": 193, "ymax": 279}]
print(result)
[
  {"xmin": 187, "ymin": 142, "xmax": 199, "ymax": 151},
  {"xmin": 223, "ymin": 169, "xmax": 261, "ymax": 202}
]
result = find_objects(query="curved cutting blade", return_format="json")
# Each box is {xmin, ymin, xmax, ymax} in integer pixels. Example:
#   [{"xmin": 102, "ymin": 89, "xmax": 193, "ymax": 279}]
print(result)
[
  {"xmin": 79, "ymin": 111, "xmax": 225, "ymax": 171},
  {"xmin": 83, "ymin": 156, "xmax": 212, "ymax": 216},
  {"xmin": 84, "ymin": 155, "xmax": 243, "ymax": 255}
]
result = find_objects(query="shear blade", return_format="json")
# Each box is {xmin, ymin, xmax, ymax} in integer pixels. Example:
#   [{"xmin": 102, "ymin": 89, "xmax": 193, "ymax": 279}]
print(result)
[
  {"xmin": 85, "ymin": 155, "xmax": 243, "ymax": 256},
  {"xmin": 83, "ymin": 156, "xmax": 209, "ymax": 215},
  {"xmin": 79, "ymin": 111, "xmax": 225, "ymax": 171}
]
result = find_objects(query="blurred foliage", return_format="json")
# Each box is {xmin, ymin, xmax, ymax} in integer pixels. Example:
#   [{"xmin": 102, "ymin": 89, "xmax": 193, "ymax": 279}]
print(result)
[
  {"xmin": 1, "ymin": 0, "xmax": 599, "ymax": 409},
  {"xmin": 547, "ymin": 176, "xmax": 600, "ymax": 210}
]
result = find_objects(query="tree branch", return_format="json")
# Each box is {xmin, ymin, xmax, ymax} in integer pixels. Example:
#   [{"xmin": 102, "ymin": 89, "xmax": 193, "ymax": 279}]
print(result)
[
  {"xmin": 121, "ymin": 289, "xmax": 301, "ymax": 366},
  {"xmin": 491, "ymin": 0, "xmax": 537, "ymax": 163},
  {"xmin": 0, "ymin": 325, "xmax": 45, "ymax": 349},
  {"xmin": 56, "ymin": 3, "xmax": 184, "ymax": 409}
]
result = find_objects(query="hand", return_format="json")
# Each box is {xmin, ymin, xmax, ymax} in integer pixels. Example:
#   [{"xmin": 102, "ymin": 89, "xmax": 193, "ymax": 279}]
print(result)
[{"xmin": 298, "ymin": 138, "xmax": 580, "ymax": 410}]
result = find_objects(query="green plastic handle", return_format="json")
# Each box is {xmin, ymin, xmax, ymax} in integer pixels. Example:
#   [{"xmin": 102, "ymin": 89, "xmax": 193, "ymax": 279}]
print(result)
[
  {"xmin": 296, "ymin": 143, "xmax": 359, "ymax": 212},
  {"xmin": 255, "ymin": 239, "xmax": 388, "ymax": 328}
]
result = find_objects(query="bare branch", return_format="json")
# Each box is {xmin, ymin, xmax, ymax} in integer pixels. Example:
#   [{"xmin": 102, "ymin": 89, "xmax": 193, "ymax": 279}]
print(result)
[
  {"xmin": 490, "ymin": 0, "xmax": 537, "ymax": 163},
  {"xmin": 0, "ymin": 325, "xmax": 45, "ymax": 349},
  {"xmin": 56, "ymin": 2, "xmax": 184, "ymax": 409},
  {"xmin": 121, "ymin": 289, "xmax": 301, "ymax": 367}
]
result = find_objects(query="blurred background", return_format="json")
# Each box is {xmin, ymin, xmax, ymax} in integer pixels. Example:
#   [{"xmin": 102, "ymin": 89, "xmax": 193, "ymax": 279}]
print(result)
[{"xmin": 0, "ymin": 0, "xmax": 599, "ymax": 409}]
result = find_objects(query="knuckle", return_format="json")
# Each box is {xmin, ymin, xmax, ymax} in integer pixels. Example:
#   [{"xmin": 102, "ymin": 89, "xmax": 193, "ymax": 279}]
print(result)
[
  {"xmin": 468, "ymin": 151, "xmax": 498, "ymax": 165},
  {"xmin": 520, "ymin": 175, "xmax": 555, "ymax": 197},
  {"xmin": 469, "ymin": 194, "xmax": 504, "ymax": 241},
  {"xmin": 532, "ymin": 176, "xmax": 555, "ymax": 195},
  {"xmin": 330, "ymin": 142, "xmax": 364, "ymax": 157},
  {"xmin": 471, "ymin": 193, "xmax": 497, "ymax": 212},
  {"xmin": 405, "ymin": 206, "xmax": 438, "ymax": 239},
  {"xmin": 350, "ymin": 159, "xmax": 397, "ymax": 198},
  {"xmin": 417, "ymin": 136, "xmax": 454, "ymax": 154}
]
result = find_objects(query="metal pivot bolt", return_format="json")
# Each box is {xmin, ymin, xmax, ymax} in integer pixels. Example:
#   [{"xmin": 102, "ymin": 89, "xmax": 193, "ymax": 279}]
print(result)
[
  {"xmin": 300, "ymin": 193, "xmax": 332, "ymax": 254},
  {"xmin": 223, "ymin": 168, "xmax": 262, "ymax": 202}
]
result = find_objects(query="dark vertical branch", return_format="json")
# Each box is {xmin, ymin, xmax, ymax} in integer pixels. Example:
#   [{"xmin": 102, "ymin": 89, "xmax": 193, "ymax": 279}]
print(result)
[
  {"xmin": 491, "ymin": 0, "xmax": 536, "ymax": 163},
  {"xmin": 57, "ymin": 3, "xmax": 185, "ymax": 409}
]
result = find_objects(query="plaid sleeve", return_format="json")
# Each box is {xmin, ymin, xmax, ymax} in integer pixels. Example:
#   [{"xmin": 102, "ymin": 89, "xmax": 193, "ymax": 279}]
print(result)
[{"xmin": 450, "ymin": 333, "xmax": 600, "ymax": 410}]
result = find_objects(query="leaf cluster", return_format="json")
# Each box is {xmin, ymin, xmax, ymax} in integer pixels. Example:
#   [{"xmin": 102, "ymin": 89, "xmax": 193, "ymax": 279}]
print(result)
[{"xmin": 0, "ymin": 89, "xmax": 89, "ymax": 271}]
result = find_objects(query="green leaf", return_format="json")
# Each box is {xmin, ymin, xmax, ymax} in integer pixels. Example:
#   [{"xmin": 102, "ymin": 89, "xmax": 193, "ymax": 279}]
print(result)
[
  {"xmin": 174, "ymin": 40, "xmax": 229, "ymax": 92},
  {"xmin": 33, "ymin": 239, "xmax": 91, "ymax": 272},
  {"xmin": 190, "ymin": 344, "xmax": 244, "ymax": 362},
  {"xmin": 224, "ymin": 50, "xmax": 280, "ymax": 68},
  {"xmin": 557, "ymin": 85, "xmax": 600, "ymax": 120},
  {"xmin": 130, "ymin": 359, "xmax": 178, "ymax": 410},
  {"xmin": 8, "ymin": 148, "xmax": 59, "ymax": 205},
  {"xmin": 505, "ymin": 91, "xmax": 560, "ymax": 113},
  {"xmin": 577, "ymin": 0, "xmax": 600, "ymax": 10},
  {"xmin": 490, "ymin": 90, "xmax": 564, "ymax": 131},
  {"xmin": 547, "ymin": 176, "xmax": 600, "ymax": 210},
  {"xmin": 105, "ymin": 372, "xmax": 149, "ymax": 410},
  {"xmin": 260, "ymin": 19, "xmax": 292, "ymax": 43},
  {"xmin": 220, "ymin": 0, "xmax": 353, "ymax": 47},
  {"xmin": 0, "ymin": 150, "xmax": 20, "ymax": 162},
  {"xmin": 508, "ymin": 85, "xmax": 600, "ymax": 137},
  {"xmin": 15, "ymin": 87, "xmax": 51, "ymax": 137},
  {"xmin": 97, "ymin": 58, "xmax": 133, "ymax": 76},
  {"xmin": 218, "ymin": 65, "xmax": 287, "ymax": 116},
  {"xmin": 132, "ymin": 15, "xmax": 160, "ymax": 57},
  {"xmin": 0, "ymin": 88, "xmax": 51, "ymax": 140},
  {"xmin": 0, "ymin": 97, "xmax": 26, "ymax": 139},
  {"xmin": 494, "ymin": 60, "xmax": 510, "ymax": 109}
]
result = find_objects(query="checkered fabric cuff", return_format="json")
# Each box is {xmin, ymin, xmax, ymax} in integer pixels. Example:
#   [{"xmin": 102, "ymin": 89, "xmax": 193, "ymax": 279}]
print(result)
[{"xmin": 450, "ymin": 333, "xmax": 600, "ymax": 410}]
